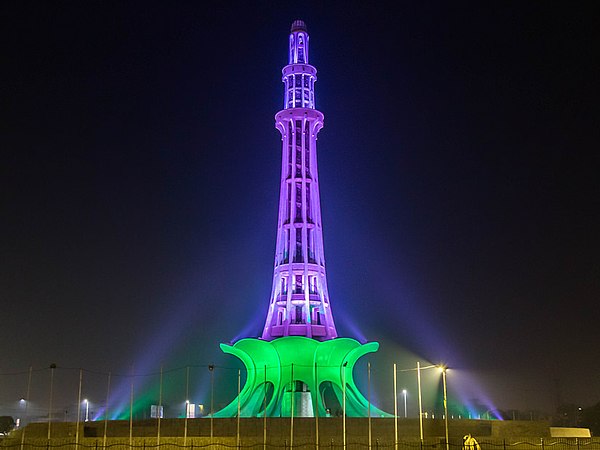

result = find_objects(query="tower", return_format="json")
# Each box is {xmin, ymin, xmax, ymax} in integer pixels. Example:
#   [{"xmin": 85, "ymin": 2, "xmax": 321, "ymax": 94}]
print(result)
[
  {"xmin": 213, "ymin": 20, "xmax": 388, "ymax": 419},
  {"xmin": 262, "ymin": 19, "xmax": 337, "ymax": 341}
]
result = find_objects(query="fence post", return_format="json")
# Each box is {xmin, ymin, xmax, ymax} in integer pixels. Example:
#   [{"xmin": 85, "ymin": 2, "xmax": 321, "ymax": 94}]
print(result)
[
  {"xmin": 541, "ymin": 438, "xmax": 544, "ymax": 450},
  {"xmin": 376, "ymin": 439, "xmax": 379, "ymax": 450},
  {"xmin": 420, "ymin": 439, "xmax": 423, "ymax": 450},
  {"xmin": 503, "ymin": 439, "xmax": 506, "ymax": 450},
  {"xmin": 576, "ymin": 438, "xmax": 579, "ymax": 450}
]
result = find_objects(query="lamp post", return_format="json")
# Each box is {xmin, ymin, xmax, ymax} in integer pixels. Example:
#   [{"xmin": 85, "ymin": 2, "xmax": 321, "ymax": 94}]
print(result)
[
  {"xmin": 402, "ymin": 389, "xmax": 407, "ymax": 418},
  {"xmin": 393, "ymin": 364, "xmax": 398, "ymax": 450},
  {"xmin": 184, "ymin": 366, "xmax": 190, "ymax": 447},
  {"xmin": 76, "ymin": 369, "xmax": 82, "ymax": 445},
  {"xmin": 48, "ymin": 363, "xmax": 56, "ymax": 440},
  {"xmin": 84, "ymin": 399, "xmax": 89, "ymax": 422},
  {"xmin": 237, "ymin": 369, "xmax": 241, "ymax": 449},
  {"xmin": 417, "ymin": 362, "xmax": 423, "ymax": 441},
  {"xmin": 399, "ymin": 362, "xmax": 447, "ymax": 442},
  {"xmin": 342, "ymin": 361, "xmax": 347, "ymax": 450},
  {"xmin": 208, "ymin": 364, "xmax": 215, "ymax": 441},
  {"xmin": 129, "ymin": 366, "xmax": 134, "ymax": 447},
  {"xmin": 367, "ymin": 362, "xmax": 372, "ymax": 450},
  {"xmin": 20, "ymin": 367, "xmax": 32, "ymax": 450},
  {"xmin": 439, "ymin": 366, "xmax": 449, "ymax": 450}
]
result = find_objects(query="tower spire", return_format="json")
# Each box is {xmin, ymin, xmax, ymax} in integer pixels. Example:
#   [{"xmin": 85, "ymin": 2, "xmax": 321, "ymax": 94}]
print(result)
[
  {"xmin": 288, "ymin": 20, "xmax": 309, "ymax": 65},
  {"xmin": 261, "ymin": 21, "xmax": 337, "ymax": 341}
]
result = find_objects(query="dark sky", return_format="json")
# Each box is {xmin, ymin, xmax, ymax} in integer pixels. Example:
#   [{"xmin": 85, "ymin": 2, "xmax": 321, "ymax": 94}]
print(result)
[{"xmin": 2, "ymin": 1, "xmax": 599, "ymax": 418}]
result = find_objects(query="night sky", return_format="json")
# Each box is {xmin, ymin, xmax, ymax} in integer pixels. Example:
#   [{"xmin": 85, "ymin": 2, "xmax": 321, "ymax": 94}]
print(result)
[{"xmin": 2, "ymin": 2, "xmax": 599, "ymax": 417}]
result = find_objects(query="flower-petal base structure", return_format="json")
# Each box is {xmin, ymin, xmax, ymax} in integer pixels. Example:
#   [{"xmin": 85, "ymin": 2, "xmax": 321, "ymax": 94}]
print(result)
[{"xmin": 213, "ymin": 336, "xmax": 390, "ymax": 418}]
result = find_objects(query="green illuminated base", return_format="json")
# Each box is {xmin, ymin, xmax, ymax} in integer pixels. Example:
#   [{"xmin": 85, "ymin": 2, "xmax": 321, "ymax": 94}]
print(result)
[{"xmin": 213, "ymin": 336, "xmax": 390, "ymax": 418}]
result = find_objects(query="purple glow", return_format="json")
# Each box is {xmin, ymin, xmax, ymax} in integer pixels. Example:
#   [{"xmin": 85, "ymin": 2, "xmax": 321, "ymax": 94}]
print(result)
[
  {"xmin": 231, "ymin": 310, "xmax": 266, "ymax": 342},
  {"xmin": 335, "ymin": 310, "xmax": 368, "ymax": 344},
  {"xmin": 261, "ymin": 21, "xmax": 337, "ymax": 341}
]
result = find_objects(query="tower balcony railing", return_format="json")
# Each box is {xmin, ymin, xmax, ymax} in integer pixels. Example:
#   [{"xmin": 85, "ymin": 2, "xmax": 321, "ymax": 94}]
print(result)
[
  {"xmin": 274, "ymin": 293, "xmax": 321, "ymax": 303},
  {"xmin": 278, "ymin": 261, "xmax": 324, "ymax": 270}
]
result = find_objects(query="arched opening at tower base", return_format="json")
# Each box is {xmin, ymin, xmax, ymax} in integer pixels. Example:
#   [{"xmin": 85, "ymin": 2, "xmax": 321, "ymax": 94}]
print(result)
[
  {"xmin": 320, "ymin": 381, "xmax": 342, "ymax": 416},
  {"xmin": 211, "ymin": 336, "xmax": 390, "ymax": 418},
  {"xmin": 257, "ymin": 382, "xmax": 275, "ymax": 416}
]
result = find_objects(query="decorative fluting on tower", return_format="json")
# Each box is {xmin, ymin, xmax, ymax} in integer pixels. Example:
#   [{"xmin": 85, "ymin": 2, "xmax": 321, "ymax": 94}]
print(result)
[{"xmin": 262, "ymin": 20, "xmax": 337, "ymax": 341}]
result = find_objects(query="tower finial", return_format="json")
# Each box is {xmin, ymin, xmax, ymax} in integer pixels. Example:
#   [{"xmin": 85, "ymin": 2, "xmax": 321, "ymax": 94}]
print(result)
[
  {"xmin": 291, "ymin": 19, "xmax": 307, "ymax": 33},
  {"xmin": 288, "ymin": 20, "xmax": 310, "ymax": 65}
]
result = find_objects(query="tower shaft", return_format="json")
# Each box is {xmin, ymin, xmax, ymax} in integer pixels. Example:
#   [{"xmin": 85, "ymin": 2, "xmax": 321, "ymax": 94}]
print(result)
[{"xmin": 262, "ymin": 20, "xmax": 337, "ymax": 341}]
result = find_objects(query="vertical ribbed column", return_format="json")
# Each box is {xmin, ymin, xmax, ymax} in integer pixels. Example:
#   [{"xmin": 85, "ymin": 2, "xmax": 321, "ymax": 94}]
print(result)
[{"xmin": 262, "ymin": 20, "xmax": 337, "ymax": 341}]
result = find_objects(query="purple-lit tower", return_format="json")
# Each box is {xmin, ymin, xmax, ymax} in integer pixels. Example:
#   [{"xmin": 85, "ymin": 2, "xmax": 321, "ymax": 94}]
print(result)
[
  {"xmin": 214, "ymin": 20, "xmax": 388, "ymax": 418},
  {"xmin": 261, "ymin": 20, "xmax": 337, "ymax": 342}
]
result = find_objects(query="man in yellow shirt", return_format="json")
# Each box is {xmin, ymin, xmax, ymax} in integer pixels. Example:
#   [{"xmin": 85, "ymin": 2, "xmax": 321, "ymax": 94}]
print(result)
[{"xmin": 463, "ymin": 434, "xmax": 481, "ymax": 450}]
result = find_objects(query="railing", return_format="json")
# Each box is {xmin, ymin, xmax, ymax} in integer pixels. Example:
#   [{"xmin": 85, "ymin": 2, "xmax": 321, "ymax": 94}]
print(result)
[{"xmin": 2, "ymin": 438, "xmax": 600, "ymax": 450}]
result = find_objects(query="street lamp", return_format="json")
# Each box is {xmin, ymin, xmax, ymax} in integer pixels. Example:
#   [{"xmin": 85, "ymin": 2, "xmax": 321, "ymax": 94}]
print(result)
[
  {"xmin": 401, "ymin": 362, "xmax": 448, "ymax": 442},
  {"xmin": 48, "ymin": 363, "xmax": 56, "ymax": 440},
  {"xmin": 84, "ymin": 399, "xmax": 89, "ymax": 422},
  {"xmin": 342, "ymin": 360, "xmax": 348, "ymax": 450},
  {"xmin": 417, "ymin": 362, "xmax": 425, "ymax": 441},
  {"xmin": 18, "ymin": 399, "xmax": 26, "ymax": 428},
  {"xmin": 438, "ymin": 366, "xmax": 449, "ymax": 450},
  {"xmin": 208, "ymin": 364, "xmax": 215, "ymax": 440},
  {"xmin": 397, "ymin": 362, "xmax": 450, "ymax": 443}
]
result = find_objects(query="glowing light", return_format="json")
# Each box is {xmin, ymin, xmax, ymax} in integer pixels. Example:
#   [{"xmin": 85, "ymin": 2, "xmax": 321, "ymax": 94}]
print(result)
[{"xmin": 214, "ymin": 336, "xmax": 390, "ymax": 418}]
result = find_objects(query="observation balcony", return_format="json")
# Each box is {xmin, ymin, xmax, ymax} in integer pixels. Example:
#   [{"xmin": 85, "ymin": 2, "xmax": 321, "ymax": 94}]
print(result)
[
  {"xmin": 274, "ymin": 293, "xmax": 321, "ymax": 303},
  {"xmin": 268, "ymin": 324, "xmax": 327, "ymax": 338}
]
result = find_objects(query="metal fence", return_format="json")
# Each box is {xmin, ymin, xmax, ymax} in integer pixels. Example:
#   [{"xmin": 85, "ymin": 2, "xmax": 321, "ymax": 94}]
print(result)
[{"xmin": 2, "ymin": 438, "xmax": 600, "ymax": 450}]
